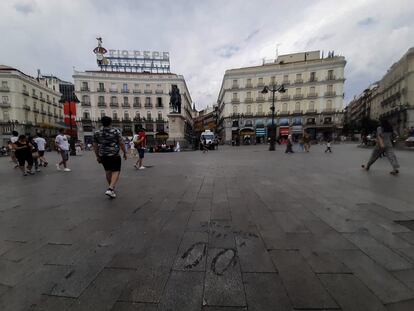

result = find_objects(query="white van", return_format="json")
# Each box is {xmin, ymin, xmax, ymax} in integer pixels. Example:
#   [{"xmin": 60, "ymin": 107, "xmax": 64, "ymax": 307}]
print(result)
[{"xmin": 200, "ymin": 130, "xmax": 216, "ymax": 150}]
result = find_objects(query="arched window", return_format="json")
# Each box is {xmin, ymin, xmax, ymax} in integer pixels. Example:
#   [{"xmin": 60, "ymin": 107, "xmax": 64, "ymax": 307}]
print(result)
[
  {"xmin": 247, "ymin": 105, "xmax": 251, "ymax": 114},
  {"xmin": 309, "ymin": 101, "xmax": 315, "ymax": 111},
  {"xmin": 124, "ymin": 111, "xmax": 129, "ymax": 120},
  {"xmin": 83, "ymin": 110, "xmax": 90, "ymax": 119},
  {"xmin": 82, "ymin": 95, "xmax": 89, "ymax": 103},
  {"xmin": 158, "ymin": 111, "xmax": 162, "ymax": 120},
  {"xmin": 147, "ymin": 111, "xmax": 151, "ymax": 120},
  {"xmin": 326, "ymin": 100, "xmax": 333, "ymax": 110},
  {"xmin": 112, "ymin": 110, "xmax": 118, "ymax": 119},
  {"xmin": 258, "ymin": 104, "xmax": 263, "ymax": 114},
  {"xmin": 295, "ymin": 102, "xmax": 300, "ymax": 111},
  {"xmin": 282, "ymin": 103, "xmax": 288, "ymax": 112}
]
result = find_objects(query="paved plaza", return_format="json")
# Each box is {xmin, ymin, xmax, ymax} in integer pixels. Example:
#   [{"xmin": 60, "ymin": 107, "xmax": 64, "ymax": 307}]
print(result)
[{"xmin": 1, "ymin": 143, "xmax": 414, "ymax": 311}]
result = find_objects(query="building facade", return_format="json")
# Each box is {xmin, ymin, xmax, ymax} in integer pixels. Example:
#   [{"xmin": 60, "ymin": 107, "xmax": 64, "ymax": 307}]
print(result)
[
  {"xmin": 73, "ymin": 70, "xmax": 194, "ymax": 146},
  {"xmin": 0, "ymin": 65, "xmax": 63, "ymax": 145},
  {"xmin": 216, "ymin": 51, "xmax": 346, "ymax": 144},
  {"xmin": 369, "ymin": 47, "xmax": 414, "ymax": 133}
]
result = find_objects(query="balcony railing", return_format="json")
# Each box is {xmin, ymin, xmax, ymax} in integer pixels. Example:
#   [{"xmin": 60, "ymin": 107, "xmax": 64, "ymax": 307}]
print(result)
[
  {"xmin": 98, "ymin": 102, "xmax": 107, "ymax": 107},
  {"xmin": 40, "ymin": 97, "xmax": 46, "ymax": 102},
  {"xmin": 133, "ymin": 103, "xmax": 141, "ymax": 108},
  {"xmin": 133, "ymin": 89, "xmax": 141, "ymax": 94},
  {"xmin": 282, "ymin": 80, "xmax": 290, "ymax": 85},
  {"xmin": 121, "ymin": 89, "xmax": 130, "ymax": 93},
  {"xmin": 81, "ymin": 101, "xmax": 91, "ymax": 107},
  {"xmin": 323, "ymin": 108, "xmax": 336, "ymax": 114},
  {"xmin": 324, "ymin": 92, "xmax": 336, "ymax": 97},
  {"xmin": 40, "ymin": 110, "xmax": 47, "ymax": 115},
  {"xmin": 46, "ymin": 99, "xmax": 51, "ymax": 104},
  {"xmin": 156, "ymin": 104, "xmax": 164, "ymax": 108},
  {"xmin": 309, "ymin": 77, "xmax": 318, "ymax": 83},
  {"xmin": 256, "ymin": 97, "xmax": 265, "ymax": 103},
  {"xmin": 306, "ymin": 109, "xmax": 317, "ymax": 114},
  {"xmin": 23, "ymin": 104, "xmax": 31, "ymax": 111},
  {"xmin": 33, "ymin": 108, "xmax": 40, "ymax": 113},
  {"xmin": 0, "ymin": 86, "xmax": 10, "ymax": 92},
  {"xmin": 292, "ymin": 110, "xmax": 303, "ymax": 115},
  {"xmin": 144, "ymin": 104, "xmax": 153, "ymax": 108},
  {"xmin": 231, "ymin": 84, "xmax": 239, "ymax": 89},
  {"xmin": 293, "ymin": 94, "xmax": 304, "ymax": 100},
  {"xmin": 245, "ymin": 98, "xmax": 253, "ymax": 103},
  {"xmin": 231, "ymin": 99, "xmax": 240, "ymax": 104},
  {"xmin": 97, "ymin": 88, "xmax": 106, "ymax": 92},
  {"xmin": 278, "ymin": 111, "xmax": 290, "ymax": 116},
  {"xmin": 110, "ymin": 102, "xmax": 119, "ymax": 107},
  {"xmin": 257, "ymin": 83, "xmax": 264, "ymax": 88},
  {"xmin": 294, "ymin": 79, "xmax": 303, "ymax": 84},
  {"xmin": 54, "ymin": 113, "xmax": 59, "ymax": 117},
  {"xmin": 109, "ymin": 88, "xmax": 118, "ymax": 93},
  {"xmin": 80, "ymin": 87, "xmax": 90, "ymax": 91},
  {"xmin": 32, "ymin": 94, "xmax": 38, "ymax": 99},
  {"xmin": 307, "ymin": 93, "xmax": 318, "ymax": 99},
  {"xmin": 22, "ymin": 89, "xmax": 29, "ymax": 96},
  {"xmin": 0, "ymin": 101, "xmax": 11, "ymax": 108},
  {"xmin": 144, "ymin": 90, "xmax": 152, "ymax": 94},
  {"xmin": 280, "ymin": 95, "xmax": 291, "ymax": 101},
  {"xmin": 47, "ymin": 112, "xmax": 53, "ymax": 117},
  {"xmin": 245, "ymin": 83, "xmax": 253, "ymax": 88},
  {"xmin": 122, "ymin": 103, "xmax": 131, "ymax": 108},
  {"xmin": 155, "ymin": 90, "xmax": 163, "ymax": 94},
  {"xmin": 326, "ymin": 75, "xmax": 336, "ymax": 81}
]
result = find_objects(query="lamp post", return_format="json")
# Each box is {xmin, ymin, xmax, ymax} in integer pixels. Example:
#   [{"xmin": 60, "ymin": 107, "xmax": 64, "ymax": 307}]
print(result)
[{"xmin": 261, "ymin": 84, "xmax": 286, "ymax": 151}]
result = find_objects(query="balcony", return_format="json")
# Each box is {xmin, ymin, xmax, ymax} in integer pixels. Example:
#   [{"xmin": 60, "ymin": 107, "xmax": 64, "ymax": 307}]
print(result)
[
  {"xmin": 0, "ymin": 86, "xmax": 10, "ymax": 92},
  {"xmin": 278, "ymin": 111, "xmax": 290, "ymax": 116},
  {"xmin": 54, "ymin": 113, "xmax": 59, "ymax": 117},
  {"xmin": 280, "ymin": 94, "xmax": 291, "ymax": 101},
  {"xmin": 323, "ymin": 108, "xmax": 336, "ymax": 114},
  {"xmin": 97, "ymin": 88, "xmax": 106, "ymax": 92},
  {"xmin": 156, "ymin": 104, "xmax": 164, "ymax": 108},
  {"xmin": 324, "ymin": 92, "xmax": 336, "ymax": 97},
  {"xmin": 144, "ymin": 90, "xmax": 152, "ymax": 94},
  {"xmin": 123, "ymin": 117, "xmax": 131, "ymax": 122},
  {"xmin": 40, "ymin": 97, "xmax": 45, "ymax": 102},
  {"xmin": 98, "ymin": 102, "xmax": 107, "ymax": 107},
  {"xmin": 282, "ymin": 80, "xmax": 290, "ymax": 85},
  {"xmin": 294, "ymin": 79, "xmax": 303, "ymax": 84},
  {"xmin": 307, "ymin": 93, "xmax": 318, "ymax": 99},
  {"xmin": 121, "ymin": 89, "xmax": 130, "ymax": 94},
  {"xmin": 245, "ymin": 97, "xmax": 253, "ymax": 103},
  {"xmin": 293, "ymin": 94, "xmax": 304, "ymax": 100},
  {"xmin": 231, "ymin": 84, "xmax": 239, "ymax": 90},
  {"xmin": 305, "ymin": 109, "xmax": 317, "ymax": 114},
  {"xmin": 231, "ymin": 99, "xmax": 240, "ymax": 104},
  {"xmin": 80, "ymin": 87, "xmax": 90, "ymax": 92},
  {"xmin": 109, "ymin": 88, "xmax": 118, "ymax": 93},
  {"xmin": 155, "ymin": 90, "xmax": 163, "ymax": 94},
  {"xmin": 33, "ymin": 108, "xmax": 40, "ymax": 113},
  {"xmin": 144, "ymin": 104, "xmax": 153, "ymax": 108},
  {"xmin": 244, "ymin": 113, "xmax": 253, "ymax": 117},
  {"xmin": 133, "ymin": 103, "xmax": 141, "ymax": 108},
  {"xmin": 0, "ymin": 101, "xmax": 11, "ymax": 108},
  {"xmin": 133, "ymin": 89, "xmax": 141, "ymax": 94},
  {"xmin": 257, "ymin": 83, "xmax": 264, "ymax": 88},
  {"xmin": 32, "ymin": 94, "xmax": 38, "ymax": 99},
  {"xmin": 292, "ymin": 110, "xmax": 303, "ymax": 115},
  {"xmin": 326, "ymin": 75, "xmax": 336, "ymax": 81},
  {"xmin": 110, "ymin": 102, "xmax": 119, "ymax": 108},
  {"xmin": 46, "ymin": 99, "xmax": 51, "ymax": 104},
  {"xmin": 256, "ymin": 96, "xmax": 265, "ymax": 103},
  {"xmin": 81, "ymin": 101, "xmax": 91, "ymax": 107},
  {"xmin": 47, "ymin": 112, "xmax": 53, "ymax": 117},
  {"xmin": 22, "ymin": 89, "xmax": 29, "ymax": 96},
  {"xmin": 122, "ymin": 103, "xmax": 131, "ymax": 108},
  {"xmin": 309, "ymin": 77, "xmax": 318, "ymax": 83},
  {"xmin": 245, "ymin": 83, "xmax": 253, "ymax": 88},
  {"xmin": 40, "ymin": 110, "xmax": 46, "ymax": 115},
  {"xmin": 23, "ymin": 104, "xmax": 31, "ymax": 111}
]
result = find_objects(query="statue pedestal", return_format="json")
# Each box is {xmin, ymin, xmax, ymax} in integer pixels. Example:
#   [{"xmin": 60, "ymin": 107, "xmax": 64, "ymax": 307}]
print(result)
[{"xmin": 167, "ymin": 113, "xmax": 187, "ymax": 147}]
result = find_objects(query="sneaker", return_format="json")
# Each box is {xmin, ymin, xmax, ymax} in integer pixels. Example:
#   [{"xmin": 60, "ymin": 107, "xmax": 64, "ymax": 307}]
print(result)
[
  {"xmin": 27, "ymin": 170, "xmax": 34, "ymax": 175},
  {"xmin": 56, "ymin": 164, "xmax": 61, "ymax": 171},
  {"xmin": 138, "ymin": 166, "xmax": 146, "ymax": 170},
  {"xmin": 35, "ymin": 169, "xmax": 41, "ymax": 172},
  {"xmin": 23, "ymin": 172, "xmax": 28, "ymax": 176},
  {"xmin": 105, "ymin": 189, "xmax": 116, "ymax": 198},
  {"xmin": 63, "ymin": 168, "xmax": 71, "ymax": 172}
]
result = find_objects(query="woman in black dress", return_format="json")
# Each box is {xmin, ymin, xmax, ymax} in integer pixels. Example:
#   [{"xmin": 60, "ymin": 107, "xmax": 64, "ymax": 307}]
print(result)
[{"xmin": 12, "ymin": 135, "xmax": 34, "ymax": 176}]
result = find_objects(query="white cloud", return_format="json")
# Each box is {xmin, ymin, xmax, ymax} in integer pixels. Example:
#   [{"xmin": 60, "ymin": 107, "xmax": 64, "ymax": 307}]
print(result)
[{"xmin": 0, "ymin": 0, "xmax": 413, "ymax": 109}]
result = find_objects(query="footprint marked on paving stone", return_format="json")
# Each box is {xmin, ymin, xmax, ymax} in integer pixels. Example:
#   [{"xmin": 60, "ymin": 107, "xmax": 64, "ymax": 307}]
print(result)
[
  {"xmin": 182, "ymin": 242, "xmax": 206, "ymax": 269},
  {"xmin": 211, "ymin": 249, "xmax": 237, "ymax": 275}
]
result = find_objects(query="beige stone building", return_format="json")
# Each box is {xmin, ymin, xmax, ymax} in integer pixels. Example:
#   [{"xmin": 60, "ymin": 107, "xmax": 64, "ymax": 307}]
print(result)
[
  {"xmin": 73, "ymin": 70, "xmax": 194, "ymax": 146},
  {"xmin": 369, "ymin": 47, "xmax": 414, "ymax": 133},
  {"xmin": 216, "ymin": 51, "xmax": 346, "ymax": 144},
  {"xmin": 0, "ymin": 65, "xmax": 63, "ymax": 145}
]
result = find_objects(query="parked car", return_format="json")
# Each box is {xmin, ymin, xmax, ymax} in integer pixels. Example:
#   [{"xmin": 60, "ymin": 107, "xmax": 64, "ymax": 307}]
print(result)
[{"xmin": 405, "ymin": 136, "xmax": 414, "ymax": 147}]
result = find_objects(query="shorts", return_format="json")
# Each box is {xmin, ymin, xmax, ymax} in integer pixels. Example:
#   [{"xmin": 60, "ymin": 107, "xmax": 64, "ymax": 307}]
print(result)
[
  {"xmin": 101, "ymin": 155, "xmax": 121, "ymax": 172},
  {"xmin": 60, "ymin": 150, "xmax": 69, "ymax": 161},
  {"xmin": 138, "ymin": 148, "xmax": 145, "ymax": 159},
  {"xmin": 38, "ymin": 150, "xmax": 45, "ymax": 157},
  {"xmin": 16, "ymin": 153, "xmax": 33, "ymax": 167}
]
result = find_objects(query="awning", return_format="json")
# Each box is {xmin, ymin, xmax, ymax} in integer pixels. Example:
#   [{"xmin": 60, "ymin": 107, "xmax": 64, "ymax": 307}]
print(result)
[
  {"xmin": 240, "ymin": 128, "xmax": 255, "ymax": 136},
  {"xmin": 155, "ymin": 131, "xmax": 169, "ymax": 139}
]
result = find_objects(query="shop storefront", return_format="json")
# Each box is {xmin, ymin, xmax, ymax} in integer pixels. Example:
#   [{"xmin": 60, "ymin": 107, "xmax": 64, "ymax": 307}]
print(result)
[
  {"xmin": 239, "ymin": 128, "xmax": 255, "ymax": 145},
  {"xmin": 255, "ymin": 119, "xmax": 266, "ymax": 144}
]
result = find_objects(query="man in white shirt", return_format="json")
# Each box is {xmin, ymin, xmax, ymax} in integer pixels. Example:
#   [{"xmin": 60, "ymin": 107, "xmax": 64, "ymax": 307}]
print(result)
[
  {"xmin": 10, "ymin": 131, "xmax": 19, "ymax": 167},
  {"xmin": 34, "ymin": 133, "xmax": 48, "ymax": 167},
  {"xmin": 55, "ymin": 129, "xmax": 71, "ymax": 172}
]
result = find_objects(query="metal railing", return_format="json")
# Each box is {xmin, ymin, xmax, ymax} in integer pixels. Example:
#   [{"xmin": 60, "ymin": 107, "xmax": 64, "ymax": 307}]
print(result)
[
  {"xmin": 81, "ymin": 102, "xmax": 91, "ymax": 107},
  {"xmin": 293, "ymin": 94, "xmax": 304, "ymax": 100},
  {"xmin": 98, "ymin": 102, "xmax": 107, "ymax": 107},
  {"xmin": 324, "ymin": 92, "xmax": 336, "ymax": 97},
  {"xmin": 307, "ymin": 93, "xmax": 318, "ymax": 99},
  {"xmin": 80, "ymin": 87, "xmax": 90, "ymax": 91},
  {"xmin": 0, "ymin": 86, "xmax": 10, "ymax": 92},
  {"xmin": 22, "ymin": 89, "xmax": 29, "ymax": 95},
  {"xmin": 97, "ymin": 88, "xmax": 106, "ymax": 92}
]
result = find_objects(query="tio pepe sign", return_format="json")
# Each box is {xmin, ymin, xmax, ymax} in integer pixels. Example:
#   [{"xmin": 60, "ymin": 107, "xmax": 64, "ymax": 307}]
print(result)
[{"xmin": 108, "ymin": 50, "xmax": 169, "ymax": 60}]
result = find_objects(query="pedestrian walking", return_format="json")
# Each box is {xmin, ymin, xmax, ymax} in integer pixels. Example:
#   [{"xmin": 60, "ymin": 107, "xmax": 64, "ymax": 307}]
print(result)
[
  {"xmin": 55, "ymin": 128, "xmax": 71, "ymax": 172},
  {"xmin": 285, "ymin": 134, "xmax": 294, "ymax": 153},
  {"xmin": 133, "ymin": 127, "xmax": 147, "ymax": 169},
  {"xmin": 362, "ymin": 119, "xmax": 400, "ymax": 175},
  {"xmin": 325, "ymin": 140, "xmax": 332, "ymax": 153},
  {"xmin": 10, "ymin": 131, "xmax": 19, "ymax": 168},
  {"xmin": 93, "ymin": 116, "xmax": 127, "ymax": 199},
  {"xmin": 34, "ymin": 133, "xmax": 48, "ymax": 167},
  {"xmin": 299, "ymin": 136, "xmax": 305, "ymax": 151},
  {"xmin": 12, "ymin": 135, "xmax": 34, "ymax": 176},
  {"xmin": 202, "ymin": 136, "xmax": 208, "ymax": 153},
  {"xmin": 28, "ymin": 136, "xmax": 40, "ymax": 172},
  {"xmin": 303, "ymin": 133, "xmax": 311, "ymax": 152}
]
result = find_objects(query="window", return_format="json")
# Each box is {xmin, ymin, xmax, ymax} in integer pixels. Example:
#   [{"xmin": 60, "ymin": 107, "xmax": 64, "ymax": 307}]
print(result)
[
  {"xmin": 122, "ymin": 83, "xmax": 128, "ymax": 91},
  {"xmin": 134, "ymin": 97, "xmax": 140, "ymax": 106},
  {"xmin": 283, "ymin": 74, "xmax": 289, "ymax": 82},
  {"xmin": 247, "ymin": 105, "xmax": 251, "ymax": 114},
  {"xmin": 113, "ymin": 111, "xmax": 118, "ymax": 119},
  {"xmin": 98, "ymin": 96, "xmax": 104, "ymax": 104},
  {"xmin": 135, "ymin": 111, "xmax": 140, "ymax": 119},
  {"xmin": 147, "ymin": 111, "xmax": 151, "ymax": 120},
  {"xmin": 23, "ymin": 84, "xmax": 27, "ymax": 91},
  {"xmin": 123, "ymin": 97, "xmax": 128, "ymax": 104},
  {"xmin": 82, "ymin": 82, "xmax": 88, "ymax": 90},
  {"xmin": 233, "ymin": 105, "xmax": 238, "ymax": 114},
  {"xmin": 158, "ymin": 111, "xmax": 162, "ymax": 120},
  {"xmin": 258, "ymin": 77, "xmax": 263, "ymax": 85},
  {"xmin": 82, "ymin": 95, "xmax": 89, "ymax": 103},
  {"xmin": 40, "ymin": 92, "xmax": 43, "ymax": 99},
  {"xmin": 33, "ymin": 102, "xmax": 37, "ymax": 109},
  {"xmin": 309, "ymin": 101, "xmax": 315, "ymax": 111},
  {"xmin": 41, "ymin": 103, "xmax": 44, "ymax": 112},
  {"xmin": 271, "ymin": 76, "xmax": 276, "ymax": 84},
  {"xmin": 98, "ymin": 82, "xmax": 104, "ymax": 90},
  {"xmin": 83, "ymin": 110, "xmax": 90, "ymax": 119},
  {"xmin": 3, "ymin": 110, "xmax": 9, "ymax": 121},
  {"xmin": 53, "ymin": 97, "xmax": 55, "ymax": 103},
  {"xmin": 2, "ymin": 96, "xmax": 9, "ymax": 103},
  {"xmin": 282, "ymin": 103, "xmax": 288, "ymax": 112},
  {"xmin": 247, "ymin": 92, "xmax": 251, "ymax": 99},
  {"xmin": 310, "ymin": 87, "xmax": 315, "ymax": 94},
  {"xmin": 145, "ymin": 97, "xmax": 151, "ymax": 106},
  {"xmin": 247, "ymin": 78, "xmax": 252, "ymax": 86},
  {"xmin": 32, "ymin": 89, "xmax": 36, "ymax": 95},
  {"xmin": 111, "ymin": 83, "xmax": 117, "ymax": 91},
  {"xmin": 296, "ymin": 73, "xmax": 302, "ymax": 81},
  {"xmin": 124, "ymin": 111, "xmax": 129, "ymax": 120},
  {"xmin": 327, "ymin": 85, "xmax": 333, "ymax": 93},
  {"xmin": 258, "ymin": 104, "xmax": 263, "ymax": 114},
  {"xmin": 310, "ymin": 72, "xmax": 316, "ymax": 82},
  {"xmin": 295, "ymin": 102, "xmax": 300, "ymax": 111},
  {"xmin": 232, "ymin": 93, "xmax": 238, "ymax": 99},
  {"xmin": 296, "ymin": 88, "xmax": 301, "ymax": 95},
  {"xmin": 328, "ymin": 70, "xmax": 334, "ymax": 80},
  {"xmin": 157, "ymin": 97, "xmax": 162, "ymax": 107},
  {"xmin": 111, "ymin": 96, "xmax": 117, "ymax": 104},
  {"xmin": 100, "ymin": 110, "xmax": 105, "ymax": 118},
  {"xmin": 233, "ymin": 79, "xmax": 238, "ymax": 85},
  {"xmin": 2, "ymin": 81, "xmax": 8, "ymax": 88},
  {"xmin": 326, "ymin": 100, "xmax": 333, "ymax": 110},
  {"xmin": 24, "ymin": 110, "xmax": 29, "ymax": 121}
]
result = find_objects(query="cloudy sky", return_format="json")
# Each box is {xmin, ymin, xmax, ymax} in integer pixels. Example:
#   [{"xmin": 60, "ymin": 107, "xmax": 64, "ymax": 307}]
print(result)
[{"xmin": 1, "ymin": 0, "xmax": 413, "ymax": 109}]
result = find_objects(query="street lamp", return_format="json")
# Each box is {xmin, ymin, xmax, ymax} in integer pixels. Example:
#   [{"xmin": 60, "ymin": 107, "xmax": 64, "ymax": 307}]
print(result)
[{"xmin": 261, "ymin": 84, "xmax": 286, "ymax": 151}]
